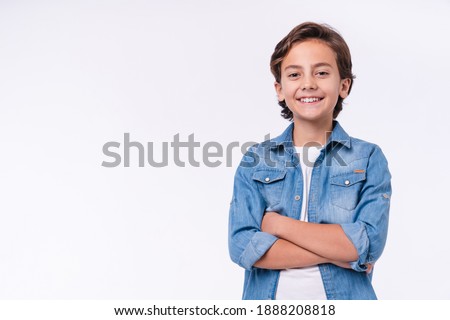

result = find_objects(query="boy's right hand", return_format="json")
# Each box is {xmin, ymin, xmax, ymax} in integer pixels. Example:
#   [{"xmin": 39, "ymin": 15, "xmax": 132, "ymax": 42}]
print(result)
[
  {"xmin": 365, "ymin": 263, "xmax": 374, "ymax": 274},
  {"xmin": 330, "ymin": 261, "xmax": 373, "ymax": 274}
]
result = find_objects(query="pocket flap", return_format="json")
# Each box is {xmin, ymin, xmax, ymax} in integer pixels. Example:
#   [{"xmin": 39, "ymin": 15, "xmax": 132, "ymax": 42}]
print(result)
[
  {"xmin": 331, "ymin": 172, "xmax": 366, "ymax": 187},
  {"xmin": 252, "ymin": 169, "xmax": 287, "ymax": 184}
]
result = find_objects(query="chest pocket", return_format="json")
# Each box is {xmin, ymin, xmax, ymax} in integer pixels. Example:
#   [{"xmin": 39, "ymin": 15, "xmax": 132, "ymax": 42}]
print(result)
[
  {"xmin": 330, "ymin": 171, "xmax": 366, "ymax": 211},
  {"xmin": 252, "ymin": 169, "xmax": 287, "ymax": 207}
]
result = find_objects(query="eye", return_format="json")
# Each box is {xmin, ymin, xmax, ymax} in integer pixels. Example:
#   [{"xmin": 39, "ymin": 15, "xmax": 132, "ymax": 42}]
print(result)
[
  {"xmin": 288, "ymin": 72, "xmax": 300, "ymax": 79},
  {"xmin": 316, "ymin": 71, "xmax": 329, "ymax": 77}
]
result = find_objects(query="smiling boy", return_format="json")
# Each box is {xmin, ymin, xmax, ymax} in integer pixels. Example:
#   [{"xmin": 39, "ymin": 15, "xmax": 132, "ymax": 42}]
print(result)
[{"xmin": 228, "ymin": 22, "xmax": 392, "ymax": 299}]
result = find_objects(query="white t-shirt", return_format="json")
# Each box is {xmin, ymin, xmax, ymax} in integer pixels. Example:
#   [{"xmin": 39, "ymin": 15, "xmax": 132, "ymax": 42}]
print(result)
[{"xmin": 275, "ymin": 145, "xmax": 327, "ymax": 300}]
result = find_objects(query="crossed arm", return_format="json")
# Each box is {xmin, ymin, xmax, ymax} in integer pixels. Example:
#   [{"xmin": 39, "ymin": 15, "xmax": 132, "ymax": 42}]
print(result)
[
  {"xmin": 230, "ymin": 147, "xmax": 391, "ymax": 274},
  {"xmin": 254, "ymin": 212, "xmax": 372, "ymax": 273}
]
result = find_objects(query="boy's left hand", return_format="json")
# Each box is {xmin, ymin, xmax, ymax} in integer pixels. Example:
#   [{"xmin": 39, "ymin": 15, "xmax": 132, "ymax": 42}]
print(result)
[{"xmin": 261, "ymin": 211, "xmax": 285, "ymax": 236}]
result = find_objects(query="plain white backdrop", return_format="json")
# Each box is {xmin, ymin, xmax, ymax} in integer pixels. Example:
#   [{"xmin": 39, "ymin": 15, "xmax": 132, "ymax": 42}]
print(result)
[{"xmin": 1, "ymin": 0, "xmax": 449, "ymax": 299}]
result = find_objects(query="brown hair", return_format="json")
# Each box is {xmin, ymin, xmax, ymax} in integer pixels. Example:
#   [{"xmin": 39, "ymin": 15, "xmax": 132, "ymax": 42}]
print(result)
[{"xmin": 270, "ymin": 22, "xmax": 355, "ymax": 120}]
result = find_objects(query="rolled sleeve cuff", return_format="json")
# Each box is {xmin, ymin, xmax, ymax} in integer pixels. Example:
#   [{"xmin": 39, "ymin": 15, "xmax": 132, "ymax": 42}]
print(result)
[
  {"xmin": 340, "ymin": 222, "xmax": 370, "ymax": 272},
  {"xmin": 238, "ymin": 232, "xmax": 278, "ymax": 270}
]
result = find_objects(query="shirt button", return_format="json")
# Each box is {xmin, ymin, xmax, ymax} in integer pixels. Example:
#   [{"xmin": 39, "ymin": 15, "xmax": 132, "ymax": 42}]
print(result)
[
  {"xmin": 344, "ymin": 180, "xmax": 350, "ymax": 185},
  {"xmin": 294, "ymin": 195, "xmax": 301, "ymax": 201},
  {"xmin": 265, "ymin": 177, "xmax": 270, "ymax": 182}
]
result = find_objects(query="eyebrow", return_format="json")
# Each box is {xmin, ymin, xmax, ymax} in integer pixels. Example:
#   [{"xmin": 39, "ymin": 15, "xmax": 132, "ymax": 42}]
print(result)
[{"xmin": 284, "ymin": 62, "xmax": 333, "ymax": 71}]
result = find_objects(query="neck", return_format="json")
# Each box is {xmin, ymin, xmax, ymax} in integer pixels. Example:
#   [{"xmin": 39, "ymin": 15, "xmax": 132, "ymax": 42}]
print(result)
[{"xmin": 292, "ymin": 118, "xmax": 333, "ymax": 147}]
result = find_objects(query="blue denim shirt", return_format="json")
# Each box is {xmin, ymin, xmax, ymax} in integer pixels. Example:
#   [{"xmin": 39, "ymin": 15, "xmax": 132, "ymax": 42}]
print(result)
[{"xmin": 228, "ymin": 121, "xmax": 392, "ymax": 300}]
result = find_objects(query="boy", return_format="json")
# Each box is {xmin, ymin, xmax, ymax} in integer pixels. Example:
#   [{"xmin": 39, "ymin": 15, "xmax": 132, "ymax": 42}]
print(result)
[{"xmin": 228, "ymin": 22, "xmax": 392, "ymax": 299}]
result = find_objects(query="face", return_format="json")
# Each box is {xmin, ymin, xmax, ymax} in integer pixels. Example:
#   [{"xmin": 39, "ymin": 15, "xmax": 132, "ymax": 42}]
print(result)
[{"xmin": 275, "ymin": 39, "xmax": 351, "ymax": 124}]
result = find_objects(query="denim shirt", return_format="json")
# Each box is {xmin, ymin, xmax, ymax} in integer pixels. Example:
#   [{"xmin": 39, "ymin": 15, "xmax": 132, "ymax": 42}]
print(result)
[{"xmin": 228, "ymin": 121, "xmax": 392, "ymax": 300}]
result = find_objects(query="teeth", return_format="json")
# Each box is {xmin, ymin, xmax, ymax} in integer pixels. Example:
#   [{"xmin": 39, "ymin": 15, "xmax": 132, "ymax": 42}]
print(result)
[{"xmin": 300, "ymin": 97, "xmax": 321, "ymax": 103}]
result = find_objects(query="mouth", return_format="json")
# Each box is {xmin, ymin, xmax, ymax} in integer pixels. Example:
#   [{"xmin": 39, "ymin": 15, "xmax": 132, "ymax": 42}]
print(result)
[{"xmin": 297, "ymin": 97, "xmax": 324, "ymax": 103}]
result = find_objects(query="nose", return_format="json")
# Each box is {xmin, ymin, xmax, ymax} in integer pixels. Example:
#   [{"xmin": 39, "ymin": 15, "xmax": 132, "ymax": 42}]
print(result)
[{"xmin": 301, "ymin": 74, "xmax": 317, "ymax": 90}]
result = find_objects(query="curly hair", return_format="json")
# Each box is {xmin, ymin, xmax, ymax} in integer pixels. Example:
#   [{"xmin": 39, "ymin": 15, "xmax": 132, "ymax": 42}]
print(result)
[{"xmin": 270, "ymin": 22, "xmax": 355, "ymax": 120}]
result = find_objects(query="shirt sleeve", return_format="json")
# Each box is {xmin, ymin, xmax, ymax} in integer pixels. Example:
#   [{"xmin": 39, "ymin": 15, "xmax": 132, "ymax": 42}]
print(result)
[
  {"xmin": 228, "ymin": 148, "xmax": 279, "ymax": 271},
  {"xmin": 340, "ymin": 145, "xmax": 392, "ymax": 272}
]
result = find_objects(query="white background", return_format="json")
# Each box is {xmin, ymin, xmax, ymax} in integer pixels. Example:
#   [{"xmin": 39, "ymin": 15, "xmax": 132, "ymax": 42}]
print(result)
[{"xmin": 1, "ymin": 0, "xmax": 449, "ymax": 299}]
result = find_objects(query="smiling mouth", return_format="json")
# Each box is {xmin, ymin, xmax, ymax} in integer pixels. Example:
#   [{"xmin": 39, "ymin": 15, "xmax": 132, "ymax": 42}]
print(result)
[{"xmin": 298, "ymin": 97, "xmax": 324, "ymax": 103}]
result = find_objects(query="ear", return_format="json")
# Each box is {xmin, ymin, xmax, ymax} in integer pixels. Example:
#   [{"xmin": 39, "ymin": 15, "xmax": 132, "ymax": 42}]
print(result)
[
  {"xmin": 274, "ymin": 81, "xmax": 284, "ymax": 102},
  {"xmin": 339, "ymin": 78, "xmax": 351, "ymax": 99}
]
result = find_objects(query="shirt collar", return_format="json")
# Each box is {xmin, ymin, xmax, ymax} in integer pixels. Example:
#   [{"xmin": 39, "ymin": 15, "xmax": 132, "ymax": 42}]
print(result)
[{"xmin": 268, "ymin": 120, "xmax": 351, "ymax": 151}]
